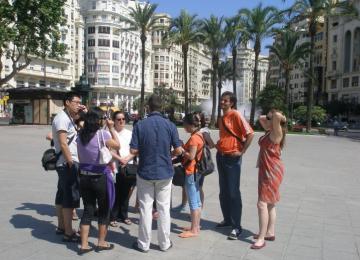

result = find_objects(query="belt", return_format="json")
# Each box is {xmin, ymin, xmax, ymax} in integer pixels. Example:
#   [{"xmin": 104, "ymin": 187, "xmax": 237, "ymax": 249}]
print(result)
[{"xmin": 80, "ymin": 170, "xmax": 103, "ymax": 176}]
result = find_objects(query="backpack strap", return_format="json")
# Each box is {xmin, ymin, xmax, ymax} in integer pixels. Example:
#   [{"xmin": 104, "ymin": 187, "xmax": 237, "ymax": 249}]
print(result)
[{"xmin": 221, "ymin": 116, "xmax": 243, "ymax": 143}]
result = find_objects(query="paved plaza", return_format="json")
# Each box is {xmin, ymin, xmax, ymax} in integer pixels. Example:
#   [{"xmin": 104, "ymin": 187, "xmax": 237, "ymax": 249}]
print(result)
[{"xmin": 0, "ymin": 125, "xmax": 360, "ymax": 260}]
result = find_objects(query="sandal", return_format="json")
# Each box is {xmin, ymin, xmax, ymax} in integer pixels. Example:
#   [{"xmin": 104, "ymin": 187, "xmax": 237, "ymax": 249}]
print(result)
[
  {"xmin": 55, "ymin": 228, "xmax": 64, "ymax": 235},
  {"xmin": 122, "ymin": 219, "xmax": 132, "ymax": 225},
  {"xmin": 62, "ymin": 233, "xmax": 80, "ymax": 243},
  {"xmin": 109, "ymin": 221, "xmax": 118, "ymax": 227},
  {"xmin": 95, "ymin": 243, "xmax": 114, "ymax": 252},
  {"xmin": 78, "ymin": 247, "xmax": 93, "ymax": 255}
]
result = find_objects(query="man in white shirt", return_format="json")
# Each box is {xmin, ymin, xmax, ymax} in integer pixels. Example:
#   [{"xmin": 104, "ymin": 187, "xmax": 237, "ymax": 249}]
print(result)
[{"xmin": 52, "ymin": 92, "xmax": 84, "ymax": 242}]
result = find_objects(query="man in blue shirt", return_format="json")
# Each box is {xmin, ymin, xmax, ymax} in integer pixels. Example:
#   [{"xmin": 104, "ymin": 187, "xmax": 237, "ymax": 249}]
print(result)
[{"xmin": 130, "ymin": 95, "xmax": 183, "ymax": 253}]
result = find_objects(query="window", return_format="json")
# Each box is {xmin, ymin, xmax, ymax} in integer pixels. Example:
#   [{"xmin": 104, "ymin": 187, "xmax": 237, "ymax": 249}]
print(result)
[
  {"xmin": 39, "ymin": 80, "xmax": 45, "ymax": 87},
  {"xmin": 165, "ymin": 73, "xmax": 169, "ymax": 79},
  {"xmin": 98, "ymin": 26, "xmax": 110, "ymax": 34},
  {"xmin": 155, "ymin": 64, "xmax": 159, "ymax": 69},
  {"xmin": 28, "ymin": 81, "xmax": 36, "ymax": 88},
  {"xmin": 166, "ymin": 56, "xmax": 169, "ymax": 62},
  {"xmin": 352, "ymin": 76, "xmax": 359, "ymax": 87},
  {"xmin": 87, "ymin": 65, "xmax": 96, "ymax": 72},
  {"xmin": 333, "ymin": 35, "xmax": 337, "ymax": 43},
  {"xmin": 88, "ymin": 39, "xmax": 95, "ymax": 46},
  {"xmin": 331, "ymin": 79, "xmax": 337, "ymax": 89},
  {"xmin": 160, "ymin": 56, "xmax": 164, "ymax": 61},
  {"xmin": 50, "ymin": 82, "xmax": 57, "ymax": 88},
  {"xmin": 98, "ymin": 39, "xmax": 110, "ymax": 46},
  {"xmin": 154, "ymin": 73, "xmax": 158, "ymax": 78},
  {"xmin": 59, "ymin": 82, "xmax": 66, "ymax": 89},
  {"xmin": 113, "ymin": 40, "xmax": 119, "ymax": 48},
  {"xmin": 88, "ymin": 52, "xmax": 95, "ymax": 59},
  {"xmin": 113, "ymin": 28, "xmax": 120, "ymax": 36},
  {"xmin": 112, "ymin": 66, "xmax": 119, "ymax": 73},
  {"xmin": 92, "ymin": 1, "xmax": 96, "ymax": 9},
  {"xmin": 88, "ymin": 26, "xmax": 95, "ymax": 34},
  {"xmin": 155, "ymin": 56, "xmax": 159, "ymax": 61},
  {"xmin": 112, "ymin": 78, "xmax": 119, "ymax": 86},
  {"xmin": 101, "ymin": 15, "xmax": 107, "ymax": 21},
  {"xmin": 98, "ymin": 65, "xmax": 110, "ymax": 72},
  {"xmin": 98, "ymin": 78, "xmax": 110, "ymax": 85},
  {"xmin": 100, "ymin": 92, "xmax": 107, "ymax": 98},
  {"xmin": 112, "ymin": 53, "xmax": 119, "ymax": 60},
  {"xmin": 332, "ymin": 61, "xmax": 337, "ymax": 71},
  {"xmin": 98, "ymin": 52, "xmax": 110, "ymax": 59},
  {"xmin": 343, "ymin": 78, "xmax": 350, "ymax": 88}
]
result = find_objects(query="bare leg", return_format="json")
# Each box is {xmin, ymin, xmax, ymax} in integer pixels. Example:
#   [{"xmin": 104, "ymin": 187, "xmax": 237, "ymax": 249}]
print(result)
[
  {"xmin": 179, "ymin": 208, "xmax": 200, "ymax": 238},
  {"xmin": 254, "ymin": 200, "xmax": 268, "ymax": 246},
  {"xmin": 63, "ymin": 208, "xmax": 74, "ymax": 236},
  {"xmin": 267, "ymin": 204, "xmax": 276, "ymax": 236},
  {"xmin": 98, "ymin": 224, "xmax": 108, "ymax": 247},
  {"xmin": 56, "ymin": 205, "xmax": 64, "ymax": 230},
  {"xmin": 80, "ymin": 224, "xmax": 91, "ymax": 249}
]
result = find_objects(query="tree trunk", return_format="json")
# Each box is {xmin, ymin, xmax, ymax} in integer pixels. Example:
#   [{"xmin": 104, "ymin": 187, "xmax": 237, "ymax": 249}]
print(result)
[
  {"xmin": 43, "ymin": 56, "xmax": 47, "ymax": 88},
  {"xmin": 250, "ymin": 39, "xmax": 260, "ymax": 127},
  {"xmin": 140, "ymin": 34, "xmax": 146, "ymax": 118},
  {"xmin": 232, "ymin": 48, "xmax": 237, "ymax": 107},
  {"xmin": 217, "ymin": 79, "xmax": 222, "ymax": 123},
  {"xmin": 284, "ymin": 68, "xmax": 290, "ymax": 115},
  {"xmin": 210, "ymin": 55, "xmax": 219, "ymax": 128},
  {"xmin": 183, "ymin": 45, "xmax": 189, "ymax": 115},
  {"xmin": 306, "ymin": 24, "xmax": 316, "ymax": 132}
]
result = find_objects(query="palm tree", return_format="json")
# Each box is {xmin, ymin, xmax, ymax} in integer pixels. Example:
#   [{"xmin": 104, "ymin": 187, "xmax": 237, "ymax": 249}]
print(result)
[
  {"xmin": 239, "ymin": 4, "xmax": 281, "ymax": 127},
  {"xmin": 224, "ymin": 16, "xmax": 246, "ymax": 102},
  {"xmin": 267, "ymin": 30, "xmax": 311, "ymax": 115},
  {"xmin": 125, "ymin": 3, "xmax": 162, "ymax": 117},
  {"xmin": 289, "ymin": 0, "xmax": 357, "ymax": 131},
  {"xmin": 200, "ymin": 15, "xmax": 226, "ymax": 128},
  {"xmin": 163, "ymin": 10, "xmax": 201, "ymax": 115},
  {"xmin": 217, "ymin": 60, "xmax": 233, "ymax": 120}
]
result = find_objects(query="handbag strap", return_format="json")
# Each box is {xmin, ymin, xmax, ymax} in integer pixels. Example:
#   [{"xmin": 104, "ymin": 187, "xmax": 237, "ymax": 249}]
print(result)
[
  {"xmin": 221, "ymin": 117, "xmax": 243, "ymax": 143},
  {"xmin": 55, "ymin": 134, "xmax": 76, "ymax": 158}
]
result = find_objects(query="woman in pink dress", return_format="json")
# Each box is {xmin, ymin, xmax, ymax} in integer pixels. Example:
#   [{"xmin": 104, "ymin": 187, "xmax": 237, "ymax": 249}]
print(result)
[{"xmin": 252, "ymin": 109, "xmax": 286, "ymax": 250}]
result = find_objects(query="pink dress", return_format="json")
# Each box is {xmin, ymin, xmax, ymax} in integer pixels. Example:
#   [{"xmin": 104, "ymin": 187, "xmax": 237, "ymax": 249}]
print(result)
[{"xmin": 258, "ymin": 132, "xmax": 284, "ymax": 204}]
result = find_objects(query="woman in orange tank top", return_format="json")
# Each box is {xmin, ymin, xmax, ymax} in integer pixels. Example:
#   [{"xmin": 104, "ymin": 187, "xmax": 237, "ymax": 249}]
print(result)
[{"xmin": 252, "ymin": 109, "xmax": 286, "ymax": 250}]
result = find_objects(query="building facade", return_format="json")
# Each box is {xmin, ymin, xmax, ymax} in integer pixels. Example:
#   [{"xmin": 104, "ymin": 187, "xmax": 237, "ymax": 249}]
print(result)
[
  {"xmin": 326, "ymin": 0, "xmax": 360, "ymax": 105},
  {"xmin": 235, "ymin": 44, "xmax": 268, "ymax": 105},
  {"xmin": 80, "ymin": 0, "xmax": 153, "ymax": 112},
  {"xmin": 1, "ymin": 0, "xmax": 84, "ymax": 124},
  {"xmin": 151, "ymin": 14, "xmax": 211, "ymax": 107}
]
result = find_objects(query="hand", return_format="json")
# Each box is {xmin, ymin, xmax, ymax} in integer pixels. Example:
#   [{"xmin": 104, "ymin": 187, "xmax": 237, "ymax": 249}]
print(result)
[
  {"xmin": 79, "ymin": 105, "xmax": 88, "ymax": 113},
  {"xmin": 119, "ymin": 157, "xmax": 129, "ymax": 166},
  {"xmin": 106, "ymin": 119, "xmax": 115, "ymax": 129},
  {"xmin": 66, "ymin": 161, "xmax": 74, "ymax": 168}
]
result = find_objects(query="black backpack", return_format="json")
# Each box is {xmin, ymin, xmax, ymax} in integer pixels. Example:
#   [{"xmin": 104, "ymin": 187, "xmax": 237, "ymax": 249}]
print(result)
[{"xmin": 196, "ymin": 135, "xmax": 215, "ymax": 176}]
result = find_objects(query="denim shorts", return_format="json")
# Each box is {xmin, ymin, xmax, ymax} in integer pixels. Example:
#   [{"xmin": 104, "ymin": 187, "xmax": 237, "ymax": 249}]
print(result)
[{"xmin": 185, "ymin": 173, "xmax": 201, "ymax": 211}]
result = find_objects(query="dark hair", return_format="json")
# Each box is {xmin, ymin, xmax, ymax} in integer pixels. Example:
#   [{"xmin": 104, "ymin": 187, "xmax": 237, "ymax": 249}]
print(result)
[
  {"xmin": 63, "ymin": 92, "xmax": 81, "ymax": 106},
  {"xmin": 74, "ymin": 111, "xmax": 86, "ymax": 127},
  {"xmin": 112, "ymin": 111, "xmax": 125, "ymax": 121},
  {"xmin": 183, "ymin": 113, "xmax": 201, "ymax": 129},
  {"xmin": 147, "ymin": 94, "xmax": 162, "ymax": 112},
  {"xmin": 221, "ymin": 91, "xmax": 237, "ymax": 109},
  {"xmin": 79, "ymin": 107, "xmax": 104, "ymax": 145}
]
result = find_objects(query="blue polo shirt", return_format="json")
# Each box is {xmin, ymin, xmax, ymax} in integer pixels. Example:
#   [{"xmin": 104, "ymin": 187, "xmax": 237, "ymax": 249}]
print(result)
[{"xmin": 130, "ymin": 112, "xmax": 182, "ymax": 180}]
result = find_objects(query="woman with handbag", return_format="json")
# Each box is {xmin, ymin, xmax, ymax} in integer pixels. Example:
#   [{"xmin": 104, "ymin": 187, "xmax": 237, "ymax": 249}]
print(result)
[
  {"xmin": 179, "ymin": 113, "xmax": 204, "ymax": 239},
  {"xmin": 251, "ymin": 109, "xmax": 286, "ymax": 250},
  {"xmin": 76, "ymin": 108, "xmax": 120, "ymax": 255},
  {"xmin": 109, "ymin": 111, "xmax": 137, "ymax": 227}
]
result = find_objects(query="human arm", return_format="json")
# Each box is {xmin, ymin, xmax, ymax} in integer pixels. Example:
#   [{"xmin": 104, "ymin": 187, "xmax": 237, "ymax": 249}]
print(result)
[
  {"xmin": 258, "ymin": 115, "xmax": 271, "ymax": 131},
  {"xmin": 183, "ymin": 145, "xmax": 197, "ymax": 161},
  {"xmin": 105, "ymin": 119, "xmax": 120, "ymax": 150},
  {"xmin": 58, "ymin": 130, "xmax": 73, "ymax": 167}
]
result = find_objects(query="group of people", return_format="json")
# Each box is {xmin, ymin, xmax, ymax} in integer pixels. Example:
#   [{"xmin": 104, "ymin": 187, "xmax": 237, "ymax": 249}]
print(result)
[{"xmin": 51, "ymin": 90, "xmax": 286, "ymax": 255}]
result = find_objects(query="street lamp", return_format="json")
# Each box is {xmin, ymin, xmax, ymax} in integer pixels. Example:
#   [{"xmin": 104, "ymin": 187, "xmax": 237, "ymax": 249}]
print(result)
[{"xmin": 72, "ymin": 74, "xmax": 91, "ymax": 107}]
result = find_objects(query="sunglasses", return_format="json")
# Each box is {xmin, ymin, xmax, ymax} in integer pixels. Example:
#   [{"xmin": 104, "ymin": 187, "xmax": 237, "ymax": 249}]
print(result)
[{"xmin": 116, "ymin": 118, "xmax": 125, "ymax": 121}]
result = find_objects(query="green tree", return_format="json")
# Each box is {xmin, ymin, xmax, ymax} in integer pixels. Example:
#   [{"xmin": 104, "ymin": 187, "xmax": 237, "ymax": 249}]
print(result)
[
  {"xmin": 289, "ymin": 0, "xmax": 357, "ymax": 132},
  {"xmin": 294, "ymin": 105, "xmax": 326, "ymax": 125},
  {"xmin": 239, "ymin": 4, "xmax": 281, "ymax": 127},
  {"xmin": 267, "ymin": 30, "xmax": 311, "ymax": 115},
  {"xmin": 217, "ymin": 60, "xmax": 232, "ymax": 120},
  {"xmin": 0, "ymin": 0, "xmax": 67, "ymax": 87},
  {"xmin": 257, "ymin": 84, "xmax": 286, "ymax": 114},
  {"xmin": 200, "ymin": 15, "xmax": 226, "ymax": 128},
  {"xmin": 125, "ymin": 3, "xmax": 162, "ymax": 117},
  {"xmin": 163, "ymin": 10, "xmax": 201, "ymax": 115},
  {"xmin": 224, "ymin": 16, "xmax": 246, "ymax": 100}
]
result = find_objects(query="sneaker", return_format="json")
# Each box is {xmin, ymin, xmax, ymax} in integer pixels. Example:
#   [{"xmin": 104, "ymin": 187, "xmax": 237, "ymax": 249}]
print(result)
[
  {"xmin": 172, "ymin": 204, "xmax": 190, "ymax": 213},
  {"xmin": 215, "ymin": 221, "xmax": 232, "ymax": 229},
  {"xmin": 160, "ymin": 241, "xmax": 173, "ymax": 252},
  {"xmin": 227, "ymin": 228, "xmax": 242, "ymax": 240}
]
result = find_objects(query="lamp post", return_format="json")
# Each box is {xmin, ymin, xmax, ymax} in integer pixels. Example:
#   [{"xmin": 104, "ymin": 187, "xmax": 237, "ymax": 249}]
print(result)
[{"xmin": 72, "ymin": 74, "xmax": 91, "ymax": 107}]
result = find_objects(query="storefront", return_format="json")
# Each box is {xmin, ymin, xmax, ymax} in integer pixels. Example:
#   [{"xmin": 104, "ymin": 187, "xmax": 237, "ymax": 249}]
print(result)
[{"xmin": 7, "ymin": 87, "xmax": 69, "ymax": 125}]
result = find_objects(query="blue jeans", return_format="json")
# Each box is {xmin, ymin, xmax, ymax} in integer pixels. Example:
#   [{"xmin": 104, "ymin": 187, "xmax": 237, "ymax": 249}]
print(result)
[
  {"xmin": 216, "ymin": 153, "xmax": 242, "ymax": 229},
  {"xmin": 185, "ymin": 173, "xmax": 201, "ymax": 211}
]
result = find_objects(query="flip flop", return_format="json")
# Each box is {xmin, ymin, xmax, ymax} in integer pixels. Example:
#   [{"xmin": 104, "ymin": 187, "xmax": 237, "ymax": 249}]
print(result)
[
  {"xmin": 55, "ymin": 228, "xmax": 64, "ymax": 235},
  {"xmin": 179, "ymin": 231, "xmax": 198, "ymax": 238},
  {"xmin": 78, "ymin": 247, "xmax": 93, "ymax": 255},
  {"xmin": 95, "ymin": 243, "xmax": 114, "ymax": 252},
  {"xmin": 62, "ymin": 233, "xmax": 80, "ymax": 243},
  {"xmin": 122, "ymin": 219, "xmax": 132, "ymax": 225},
  {"xmin": 109, "ymin": 221, "xmax": 118, "ymax": 227}
]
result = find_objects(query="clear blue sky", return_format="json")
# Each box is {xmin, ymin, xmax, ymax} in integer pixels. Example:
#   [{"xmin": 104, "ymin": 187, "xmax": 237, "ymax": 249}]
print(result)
[{"xmin": 149, "ymin": 0, "xmax": 294, "ymax": 55}]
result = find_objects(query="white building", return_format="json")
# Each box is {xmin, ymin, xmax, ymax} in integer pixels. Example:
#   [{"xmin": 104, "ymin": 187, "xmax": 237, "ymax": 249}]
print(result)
[
  {"xmin": 326, "ymin": 0, "xmax": 360, "ymax": 105},
  {"xmin": 151, "ymin": 14, "xmax": 211, "ymax": 107},
  {"xmin": 79, "ymin": 0, "xmax": 153, "ymax": 112},
  {"xmin": 235, "ymin": 44, "xmax": 268, "ymax": 105}
]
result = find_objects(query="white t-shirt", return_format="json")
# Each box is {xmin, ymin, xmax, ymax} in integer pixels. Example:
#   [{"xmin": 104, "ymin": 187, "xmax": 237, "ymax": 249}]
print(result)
[
  {"xmin": 52, "ymin": 110, "xmax": 79, "ymax": 166},
  {"xmin": 115, "ymin": 128, "xmax": 133, "ymax": 165}
]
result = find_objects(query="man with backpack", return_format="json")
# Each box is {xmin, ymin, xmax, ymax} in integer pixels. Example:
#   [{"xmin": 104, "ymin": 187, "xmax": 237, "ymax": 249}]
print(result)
[{"xmin": 216, "ymin": 91, "xmax": 254, "ymax": 240}]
